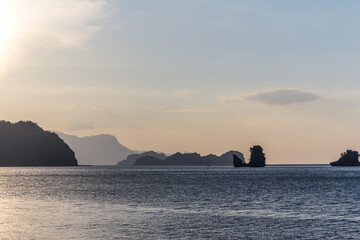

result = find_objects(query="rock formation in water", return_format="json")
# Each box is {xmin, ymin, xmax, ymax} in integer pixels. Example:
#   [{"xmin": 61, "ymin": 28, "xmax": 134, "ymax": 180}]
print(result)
[
  {"xmin": 248, "ymin": 145, "xmax": 266, "ymax": 167},
  {"xmin": 0, "ymin": 121, "xmax": 78, "ymax": 166},
  {"xmin": 207, "ymin": 151, "xmax": 245, "ymax": 166},
  {"xmin": 56, "ymin": 132, "xmax": 134, "ymax": 165},
  {"xmin": 233, "ymin": 154, "xmax": 246, "ymax": 167},
  {"xmin": 330, "ymin": 150, "xmax": 360, "ymax": 166},
  {"xmin": 233, "ymin": 145, "xmax": 266, "ymax": 167}
]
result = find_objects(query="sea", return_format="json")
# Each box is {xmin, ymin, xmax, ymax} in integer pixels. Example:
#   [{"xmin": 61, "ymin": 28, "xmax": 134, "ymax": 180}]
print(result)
[{"xmin": 0, "ymin": 165, "xmax": 359, "ymax": 239}]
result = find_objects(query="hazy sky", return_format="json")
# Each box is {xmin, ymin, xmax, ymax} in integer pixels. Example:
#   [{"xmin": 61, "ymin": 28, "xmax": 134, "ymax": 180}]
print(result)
[{"xmin": 1, "ymin": 0, "xmax": 360, "ymax": 163}]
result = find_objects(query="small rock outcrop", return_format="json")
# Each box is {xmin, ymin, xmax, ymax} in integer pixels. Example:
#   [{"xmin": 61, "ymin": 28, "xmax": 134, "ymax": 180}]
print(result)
[
  {"xmin": 217, "ymin": 151, "xmax": 244, "ymax": 165},
  {"xmin": 233, "ymin": 154, "xmax": 246, "ymax": 167},
  {"xmin": 0, "ymin": 121, "xmax": 78, "ymax": 166},
  {"xmin": 248, "ymin": 145, "xmax": 266, "ymax": 167},
  {"xmin": 330, "ymin": 150, "xmax": 360, "ymax": 166},
  {"xmin": 233, "ymin": 145, "xmax": 266, "ymax": 167}
]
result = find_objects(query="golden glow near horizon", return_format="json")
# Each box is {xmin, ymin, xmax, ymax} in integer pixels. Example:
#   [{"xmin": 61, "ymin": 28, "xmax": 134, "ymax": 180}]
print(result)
[{"xmin": 1, "ymin": 1, "xmax": 360, "ymax": 164}]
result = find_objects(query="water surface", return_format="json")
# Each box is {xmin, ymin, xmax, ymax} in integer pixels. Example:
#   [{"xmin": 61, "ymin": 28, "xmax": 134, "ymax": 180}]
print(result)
[{"xmin": 0, "ymin": 166, "xmax": 359, "ymax": 239}]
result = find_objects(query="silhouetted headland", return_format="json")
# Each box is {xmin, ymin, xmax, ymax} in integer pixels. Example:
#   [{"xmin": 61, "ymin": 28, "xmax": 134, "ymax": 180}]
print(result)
[
  {"xmin": 233, "ymin": 145, "xmax": 266, "ymax": 167},
  {"xmin": 131, "ymin": 151, "xmax": 244, "ymax": 166},
  {"xmin": 0, "ymin": 121, "xmax": 78, "ymax": 166},
  {"xmin": 330, "ymin": 150, "xmax": 360, "ymax": 166}
]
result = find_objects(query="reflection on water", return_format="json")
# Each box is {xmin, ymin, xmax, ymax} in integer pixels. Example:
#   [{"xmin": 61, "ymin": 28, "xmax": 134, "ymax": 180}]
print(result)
[{"xmin": 0, "ymin": 166, "xmax": 359, "ymax": 239}]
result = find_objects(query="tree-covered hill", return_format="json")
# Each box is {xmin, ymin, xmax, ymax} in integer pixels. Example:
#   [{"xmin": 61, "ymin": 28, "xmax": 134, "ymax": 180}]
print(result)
[{"xmin": 0, "ymin": 121, "xmax": 78, "ymax": 166}]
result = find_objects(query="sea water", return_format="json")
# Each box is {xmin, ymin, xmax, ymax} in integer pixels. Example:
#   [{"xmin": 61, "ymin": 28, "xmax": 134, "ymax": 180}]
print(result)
[{"xmin": 0, "ymin": 166, "xmax": 359, "ymax": 239}]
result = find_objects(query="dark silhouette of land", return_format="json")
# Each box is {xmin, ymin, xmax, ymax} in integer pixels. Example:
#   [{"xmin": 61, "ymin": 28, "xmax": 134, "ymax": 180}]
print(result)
[
  {"xmin": 233, "ymin": 145, "xmax": 266, "ymax": 167},
  {"xmin": 233, "ymin": 154, "xmax": 246, "ymax": 167},
  {"xmin": 248, "ymin": 145, "xmax": 266, "ymax": 167},
  {"xmin": 133, "ymin": 155, "xmax": 164, "ymax": 165},
  {"xmin": 57, "ymin": 132, "xmax": 134, "ymax": 165},
  {"xmin": 0, "ymin": 121, "xmax": 77, "ymax": 166},
  {"xmin": 161, "ymin": 152, "xmax": 210, "ymax": 166},
  {"xmin": 330, "ymin": 150, "xmax": 360, "ymax": 166},
  {"xmin": 211, "ymin": 151, "xmax": 245, "ymax": 166},
  {"xmin": 118, "ymin": 151, "xmax": 167, "ymax": 165},
  {"xmin": 131, "ymin": 151, "xmax": 244, "ymax": 166}
]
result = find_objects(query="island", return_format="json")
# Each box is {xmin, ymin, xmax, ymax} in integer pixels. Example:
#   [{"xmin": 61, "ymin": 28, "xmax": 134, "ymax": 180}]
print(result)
[
  {"xmin": 118, "ymin": 151, "xmax": 167, "ymax": 166},
  {"xmin": 0, "ymin": 120, "xmax": 78, "ymax": 166},
  {"xmin": 330, "ymin": 150, "xmax": 360, "ymax": 166},
  {"xmin": 129, "ymin": 151, "xmax": 245, "ymax": 166},
  {"xmin": 233, "ymin": 145, "xmax": 266, "ymax": 167}
]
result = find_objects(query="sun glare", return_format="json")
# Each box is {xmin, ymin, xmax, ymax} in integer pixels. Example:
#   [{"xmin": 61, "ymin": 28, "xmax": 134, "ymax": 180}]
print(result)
[
  {"xmin": 0, "ymin": 2, "xmax": 17, "ymax": 43},
  {"xmin": 0, "ymin": 1, "xmax": 20, "ymax": 74},
  {"xmin": 0, "ymin": 0, "xmax": 104, "ymax": 76}
]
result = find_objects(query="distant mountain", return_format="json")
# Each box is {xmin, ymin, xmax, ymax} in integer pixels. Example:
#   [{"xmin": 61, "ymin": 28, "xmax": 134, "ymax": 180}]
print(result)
[
  {"xmin": 0, "ymin": 121, "xmax": 77, "ymax": 166},
  {"xmin": 132, "ymin": 151, "xmax": 244, "ymax": 166},
  {"xmin": 117, "ymin": 151, "xmax": 167, "ymax": 165},
  {"xmin": 56, "ymin": 132, "xmax": 134, "ymax": 165}
]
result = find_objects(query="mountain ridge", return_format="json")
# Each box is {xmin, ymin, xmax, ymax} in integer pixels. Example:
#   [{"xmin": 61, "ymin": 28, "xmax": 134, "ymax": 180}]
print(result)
[
  {"xmin": 56, "ymin": 132, "xmax": 134, "ymax": 165},
  {"xmin": 131, "ymin": 151, "xmax": 244, "ymax": 166}
]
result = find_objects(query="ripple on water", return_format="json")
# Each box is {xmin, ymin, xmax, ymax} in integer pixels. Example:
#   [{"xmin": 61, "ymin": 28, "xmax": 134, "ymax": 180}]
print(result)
[{"xmin": 0, "ymin": 166, "xmax": 359, "ymax": 239}]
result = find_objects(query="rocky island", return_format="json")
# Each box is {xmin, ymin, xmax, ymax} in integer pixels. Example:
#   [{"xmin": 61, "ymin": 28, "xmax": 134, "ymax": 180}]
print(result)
[
  {"xmin": 0, "ymin": 121, "xmax": 78, "ymax": 166},
  {"xmin": 118, "ymin": 151, "xmax": 167, "ymax": 166},
  {"xmin": 127, "ymin": 151, "xmax": 244, "ymax": 166},
  {"xmin": 330, "ymin": 150, "xmax": 360, "ymax": 166},
  {"xmin": 233, "ymin": 145, "xmax": 266, "ymax": 167}
]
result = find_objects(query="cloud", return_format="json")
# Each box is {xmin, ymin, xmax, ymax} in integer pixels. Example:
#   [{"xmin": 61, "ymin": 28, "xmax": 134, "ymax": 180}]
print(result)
[
  {"xmin": 67, "ymin": 121, "xmax": 94, "ymax": 131},
  {"xmin": 0, "ymin": 0, "xmax": 106, "ymax": 75},
  {"xmin": 226, "ymin": 89, "xmax": 320, "ymax": 105}
]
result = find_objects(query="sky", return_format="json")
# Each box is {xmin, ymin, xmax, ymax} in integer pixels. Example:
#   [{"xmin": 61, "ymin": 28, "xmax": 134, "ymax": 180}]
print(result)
[{"xmin": 1, "ymin": 0, "xmax": 360, "ymax": 163}]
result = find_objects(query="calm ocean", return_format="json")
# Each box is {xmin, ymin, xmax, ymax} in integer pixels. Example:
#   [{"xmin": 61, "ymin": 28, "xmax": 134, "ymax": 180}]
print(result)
[{"xmin": 0, "ymin": 166, "xmax": 359, "ymax": 239}]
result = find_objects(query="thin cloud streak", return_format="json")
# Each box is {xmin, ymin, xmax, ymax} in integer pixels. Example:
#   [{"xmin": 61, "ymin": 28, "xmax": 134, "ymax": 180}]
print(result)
[{"xmin": 225, "ymin": 89, "xmax": 321, "ymax": 105}]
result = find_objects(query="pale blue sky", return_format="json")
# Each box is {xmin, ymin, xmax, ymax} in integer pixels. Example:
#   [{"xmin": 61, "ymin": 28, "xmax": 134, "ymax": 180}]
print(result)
[
  {"xmin": 1, "ymin": 0, "xmax": 360, "ymax": 163},
  {"xmin": 95, "ymin": 0, "xmax": 360, "ymax": 91}
]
